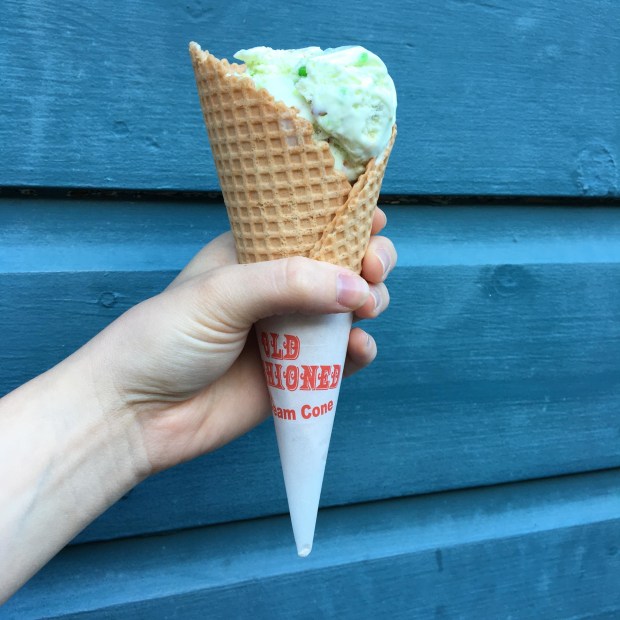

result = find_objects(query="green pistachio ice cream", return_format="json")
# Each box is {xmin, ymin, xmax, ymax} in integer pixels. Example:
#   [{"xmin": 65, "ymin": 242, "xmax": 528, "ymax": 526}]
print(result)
[{"xmin": 233, "ymin": 45, "xmax": 397, "ymax": 181}]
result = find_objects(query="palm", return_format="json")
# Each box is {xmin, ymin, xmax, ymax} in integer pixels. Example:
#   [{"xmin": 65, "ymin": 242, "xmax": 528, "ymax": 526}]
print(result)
[{"xmin": 139, "ymin": 333, "xmax": 270, "ymax": 471}]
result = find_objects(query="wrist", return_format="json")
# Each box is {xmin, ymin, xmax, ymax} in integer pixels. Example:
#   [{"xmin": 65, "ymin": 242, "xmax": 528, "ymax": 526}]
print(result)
[
  {"xmin": 0, "ymin": 344, "xmax": 149, "ymax": 599},
  {"xmin": 68, "ymin": 338, "xmax": 153, "ymax": 484}
]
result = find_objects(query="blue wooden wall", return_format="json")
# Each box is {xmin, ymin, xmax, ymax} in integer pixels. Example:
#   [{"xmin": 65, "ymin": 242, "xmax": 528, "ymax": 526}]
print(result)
[{"xmin": 1, "ymin": 0, "xmax": 620, "ymax": 618}]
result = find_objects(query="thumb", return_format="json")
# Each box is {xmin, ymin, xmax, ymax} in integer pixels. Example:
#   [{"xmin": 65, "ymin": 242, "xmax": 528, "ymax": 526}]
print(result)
[{"xmin": 190, "ymin": 256, "xmax": 370, "ymax": 329}]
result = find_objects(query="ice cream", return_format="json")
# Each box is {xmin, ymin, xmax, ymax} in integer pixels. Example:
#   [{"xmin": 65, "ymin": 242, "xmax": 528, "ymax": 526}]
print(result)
[
  {"xmin": 233, "ymin": 46, "xmax": 397, "ymax": 181},
  {"xmin": 189, "ymin": 42, "xmax": 396, "ymax": 557}
]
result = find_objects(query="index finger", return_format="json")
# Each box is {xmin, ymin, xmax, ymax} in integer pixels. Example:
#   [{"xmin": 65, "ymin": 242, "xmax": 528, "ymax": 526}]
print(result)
[{"xmin": 167, "ymin": 231, "xmax": 238, "ymax": 290}]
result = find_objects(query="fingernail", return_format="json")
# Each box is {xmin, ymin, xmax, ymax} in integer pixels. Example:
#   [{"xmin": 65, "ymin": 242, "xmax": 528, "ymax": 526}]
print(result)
[
  {"xmin": 376, "ymin": 248, "xmax": 392, "ymax": 279},
  {"xmin": 371, "ymin": 288, "xmax": 382, "ymax": 312},
  {"xmin": 337, "ymin": 273, "xmax": 369, "ymax": 308},
  {"xmin": 366, "ymin": 333, "xmax": 377, "ymax": 360}
]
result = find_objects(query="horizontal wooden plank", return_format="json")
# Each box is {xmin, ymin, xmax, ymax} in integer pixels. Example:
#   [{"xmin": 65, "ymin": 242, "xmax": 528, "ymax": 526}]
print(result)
[
  {"xmin": 1, "ymin": 199, "xmax": 620, "ymax": 543},
  {"xmin": 3, "ymin": 199, "xmax": 620, "ymax": 276},
  {"xmin": 1, "ymin": 1, "xmax": 619, "ymax": 195},
  {"xmin": 4, "ymin": 469, "xmax": 620, "ymax": 619},
  {"xmin": 0, "ymin": 199, "xmax": 229, "ymax": 274}
]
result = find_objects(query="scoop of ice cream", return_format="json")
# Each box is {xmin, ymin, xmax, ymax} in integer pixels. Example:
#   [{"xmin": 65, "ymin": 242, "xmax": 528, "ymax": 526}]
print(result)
[{"xmin": 233, "ymin": 45, "xmax": 396, "ymax": 181}]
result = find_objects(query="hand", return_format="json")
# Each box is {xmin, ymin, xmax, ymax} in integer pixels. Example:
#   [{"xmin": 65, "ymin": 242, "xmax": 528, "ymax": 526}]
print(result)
[
  {"xmin": 87, "ymin": 208, "xmax": 397, "ymax": 473},
  {"xmin": 0, "ymin": 209, "xmax": 396, "ymax": 599}
]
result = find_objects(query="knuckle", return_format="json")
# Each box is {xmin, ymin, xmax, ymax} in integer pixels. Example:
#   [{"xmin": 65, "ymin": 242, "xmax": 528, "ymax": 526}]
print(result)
[
  {"xmin": 194, "ymin": 268, "xmax": 226, "ymax": 308},
  {"xmin": 282, "ymin": 256, "xmax": 315, "ymax": 299}
]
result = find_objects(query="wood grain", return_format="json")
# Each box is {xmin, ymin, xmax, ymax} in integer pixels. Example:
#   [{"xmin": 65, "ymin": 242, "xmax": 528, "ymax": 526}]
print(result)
[
  {"xmin": 2, "ymin": 200, "xmax": 619, "ymax": 543},
  {"xmin": 2, "ymin": 2, "xmax": 618, "ymax": 615},
  {"xmin": 5, "ymin": 469, "xmax": 620, "ymax": 619},
  {"xmin": 1, "ymin": 0, "xmax": 619, "ymax": 195}
]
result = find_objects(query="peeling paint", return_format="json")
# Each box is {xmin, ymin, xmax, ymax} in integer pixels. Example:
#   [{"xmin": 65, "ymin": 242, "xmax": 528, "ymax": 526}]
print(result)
[{"xmin": 576, "ymin": 142, "xmax": 619, "ymax": 196}]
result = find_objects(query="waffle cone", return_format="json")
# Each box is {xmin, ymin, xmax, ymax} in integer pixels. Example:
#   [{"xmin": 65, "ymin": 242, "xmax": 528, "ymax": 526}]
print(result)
[{"xmin": 189, "ymin": 43, "xmax": 395, "ymax": 273}]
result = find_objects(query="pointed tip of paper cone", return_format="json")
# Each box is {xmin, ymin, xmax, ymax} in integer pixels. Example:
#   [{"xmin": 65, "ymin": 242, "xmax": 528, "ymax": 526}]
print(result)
[
  {"xmin": 297, "ymin": 544, "xmax": 312, "ymax": 558},
  {"xmin": 257, "ymin": 313, "xmax": 353, "ymax": 556}
]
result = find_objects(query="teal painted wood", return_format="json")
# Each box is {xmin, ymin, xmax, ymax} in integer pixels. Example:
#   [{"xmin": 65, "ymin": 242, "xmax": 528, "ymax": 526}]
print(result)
[
  {"xmin": 4, "ymin": 470, "xmax": 620, "ymax": 619},
  {"xmin": 1, "ymin": 1, "xmax": 619, "ymax": 196},
  {"xmin": 2, "ymin": 200, "xmax": 620, "ymax": 543}
]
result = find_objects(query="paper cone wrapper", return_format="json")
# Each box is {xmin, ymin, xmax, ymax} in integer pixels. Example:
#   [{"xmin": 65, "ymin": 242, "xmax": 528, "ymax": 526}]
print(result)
[{"xmin": 256, "ymin": 312, "xmax": 352, "ymax": 557}]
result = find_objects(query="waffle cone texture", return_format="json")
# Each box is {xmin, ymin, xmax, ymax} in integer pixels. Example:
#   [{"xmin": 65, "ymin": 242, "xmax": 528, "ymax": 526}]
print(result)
[{"xmin": 189, "ymin": 43, "xmax": 396, "ymax": 273}]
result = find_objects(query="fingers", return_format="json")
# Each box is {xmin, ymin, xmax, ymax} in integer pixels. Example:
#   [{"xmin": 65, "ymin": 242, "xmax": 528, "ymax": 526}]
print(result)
[
  {"xmin": 167, "ymin": 232, "xmax": 238, "ymax": 290},
  {"xmin": 189, "ymin": 256, "xmax": 370, "ymax": 330},
  {"xmin": 343, "ymin": 327, "xmax": 377, "ymax": 377},
  {"xmin": 170, "ymin": 208, "xmax": 395, "ymax": 330}
]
